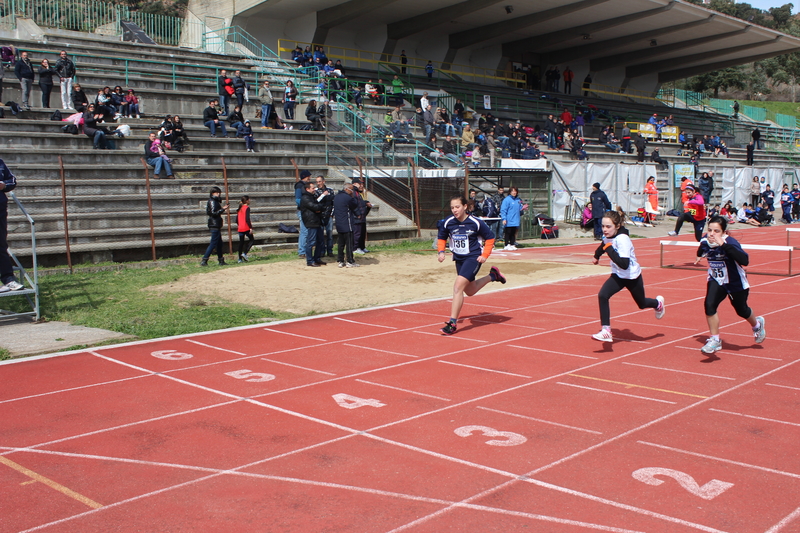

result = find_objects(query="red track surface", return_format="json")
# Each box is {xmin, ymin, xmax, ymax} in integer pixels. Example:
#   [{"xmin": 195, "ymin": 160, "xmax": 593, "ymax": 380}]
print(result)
[{"xmin": 2, "ymin": 226, "xmax": 800, "ymax": 533}]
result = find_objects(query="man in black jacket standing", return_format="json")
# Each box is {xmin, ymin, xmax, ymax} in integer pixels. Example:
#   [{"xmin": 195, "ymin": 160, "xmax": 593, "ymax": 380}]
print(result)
[
  {"xmin": 352, "ymin": 179, "xmax": 371, "ymax": 254},
  {"xmin": 14, "ymin": 51, "xmax": 34, "ymax": 110},
  {"xmin": 0, "ymin": 159, "xmax": 23, "ymax": 292},
  {"xmin": 333, "ymin": 184, "xmax": 359, "ymax": 267},
  {"xmin": 590, "ymin": 182, "xmax": 612, "ymax": 240},
  {"xmin": 300, "ymin": 181, "xmax": 325, "ymax": 267},
  {"xmin": 55, "ymin": 50, "xmax": 76, "ymax": 110},
  {"xmin": 201, "ymin": 186, "xmax": 228, "ymax": 266},
  {"xmin": 315, "ymin": 175, "xmax": 335, "ymax": 257}
]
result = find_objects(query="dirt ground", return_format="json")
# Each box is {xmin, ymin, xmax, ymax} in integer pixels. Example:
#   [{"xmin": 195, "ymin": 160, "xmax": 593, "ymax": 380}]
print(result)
[{"xmin": 153, "ymin": 251, "xmax": 602, "ymax": 315}]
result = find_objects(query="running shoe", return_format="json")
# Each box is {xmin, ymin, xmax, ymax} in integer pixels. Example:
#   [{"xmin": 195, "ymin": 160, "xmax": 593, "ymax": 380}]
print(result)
[
  {"xmin": 0, "ymin": 284, "xmax": 9, "ymax": 293},
  {"xmin": 754, "ymin": 316, "xmax": 766, "ymax": 343},
  {"xmin": 338, "ymin": 262, "xmax": 346, "ymax": 268},
  {"xmin": 701, "ymin": 337, "xmax": 722, "ymax": 353},
  {"xmin": 655, "ymin": 295, "xmax": 665, "ymax": 320},
  {"xmin": 237, "ymin": 258, "xmax": 244, "ymax": 263},
  {"xmin": 667, "ymin": 231, "xmax": 677, "ymax": 236},
  {"xmin": 490, "ymin": 266, "xmax": 506, "ymax": 284},
  {"xmin": 441, "ymin": 322, "xmax": 457, "ymax": 335},
  {"xmin": 354, "ymin": 249, "xmax": 366, "ymax": 255},
  {"xmin": 503, "ymin": 245, "xmax": 513, "ymax": 251},
  {"xmin": 242, "ymin": 254, "xmax": 249, "ymax": 262},
  {"xmin": 592, "ymin": 329, "xmax": 613, "ymax": 342},
  {"xmin": 346, "ymin": 262, "xmax": 360, "ymax": 268},
  {"xmin": 508, "ymin": 245, "xmax": 518, "ymax": 251}
]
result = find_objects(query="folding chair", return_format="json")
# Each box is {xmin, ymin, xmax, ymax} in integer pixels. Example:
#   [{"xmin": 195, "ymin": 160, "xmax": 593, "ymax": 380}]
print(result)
[{"xmin": 536, "ymin": 215, "xmax": 555, "ymax": 239}]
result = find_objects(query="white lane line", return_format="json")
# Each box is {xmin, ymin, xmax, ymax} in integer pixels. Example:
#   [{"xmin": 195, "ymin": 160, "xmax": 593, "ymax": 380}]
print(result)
[
  {"xmin": 637, "ymin": 441, "xmax": 800, "ymax": 479},
  {"xmin": 438, "ymin": 360, "xmax": 532, "ymax": 379},
  {"xmin": 414, "ymin": 330, "xmax": 487, "ymax": 343},
  {"xmin": 725, "ymin": 332, "xmax": 800, "ymax": 344},
  {"xmin": 185, "ymin": 339, "xmax": 246, "ymax": 355},
  {"xmin": 476, "ymin": 406, "xmax": 602, "ymax": 435},
  {"xmin": 355, "ymin": 379, "xmax": 451, "ymax": 402},
  {"xmin": 674, "ymin": 346, "xmax": 782, "ymax": 361},
  {"xmin": 556, "ymin": 382, "xmax": 677, "ymax": 405},
  {"xmin": 469, "ymin": 319, "xmax": 545, "ymax": 331},
  {"xmin": 615, "ymin": 320, "xmax": 697, "ymax": 331},
  {"xmin": 765, "ymin": 505, "xmax": 800, "ymax": 533},
  {"xmin": 333, "ymin": 317, "xmax": 397, "ymax": 329},
  {"xmin": 342, "ymin": 343, "xmax": 418, "ymax": 358},
  {"xmin": 564, "ymin": 331, "xmax": 652, "ymax": 344},
  {"xmin": 259, "ymin": 358, "xmax": 336, "ymax": 376},
  {"xmin": 709, "ymin": 408, "xmax": 800, "ymax": 428},
  {"xmin": 393, "ymin": 308, "xmax": 440, "ymax": 317},
  {"xmin": 263, "ymin": 327, "xmax": 323, "ymax": 341},
  {"xmin": 508, "ymin": 344, "xmax": 598, "ymax": 360},
  {"xmin": 622, "ymin": 362, "xmax": 736, "ymax": 381},
  {"xmin": 766, "ymin": 383, "xmax": 800, "ymax": 392},
  {"xmin": 0, "ymin": 375, "xmax": 151, "ymax": 405}
]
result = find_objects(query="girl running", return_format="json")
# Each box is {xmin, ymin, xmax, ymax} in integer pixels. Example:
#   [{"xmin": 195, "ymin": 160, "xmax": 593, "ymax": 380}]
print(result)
[
  {"xmin": 592, "ymin": 210, "xmax": 665, "ymax": 342},
  {"xmin": 693, "ymin": 216, "xmax": 765, "ymax": 354},
  {"xmin": 237, "ymin": 195, "xmax": 254, "ymax": 263},
  {"xmin": 437, "ymin": 194, "xmax": 507, "ymax": 335}
]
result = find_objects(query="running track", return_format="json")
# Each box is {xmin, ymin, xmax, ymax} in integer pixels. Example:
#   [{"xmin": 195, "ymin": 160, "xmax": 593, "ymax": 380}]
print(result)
[{"xmin": 2, "ymin": 226, "xmax": 799, "ymax": 533}]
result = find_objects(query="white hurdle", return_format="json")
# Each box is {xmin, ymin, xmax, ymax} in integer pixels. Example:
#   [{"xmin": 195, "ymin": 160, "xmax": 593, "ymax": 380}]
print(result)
[
  {"xmin": 787, "ymin": 228, "xmax": 800, "ymax": 247},
  {"xmin": 660, "ymin": 240, "xmax": 797, "ymax": 276}
]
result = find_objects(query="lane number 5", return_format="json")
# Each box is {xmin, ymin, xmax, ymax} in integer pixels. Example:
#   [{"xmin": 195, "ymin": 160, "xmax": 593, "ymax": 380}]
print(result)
[{"xmin": 632, "ymin": 467, "xmax": 734, "ymax": 500}]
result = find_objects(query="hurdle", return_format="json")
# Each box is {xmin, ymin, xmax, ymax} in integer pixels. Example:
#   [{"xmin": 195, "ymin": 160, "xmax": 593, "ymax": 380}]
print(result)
[
  {"xmin": 660, "ymin": 240, "xmax": 798, "ymax": 276},
  {"xmin": 788, "ymin": 228, "xmax": 800, "ymax": 247}
]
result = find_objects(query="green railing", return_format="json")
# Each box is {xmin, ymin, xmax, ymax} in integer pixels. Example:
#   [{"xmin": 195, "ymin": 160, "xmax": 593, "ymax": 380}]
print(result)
[
  {"xmin": 742, "ymin": 104, "xmax": 767, "ymax": 122},
  {"xmin": 202, "ymin": 26, "xmax": 298, "ymax": 71},
  {"xmin": 775, "ymin": 113, "xmax": 798, "ymax": 129},
  {"xmin": 0, "ymin": 0, "xmax": 199, "ymax": 47}
]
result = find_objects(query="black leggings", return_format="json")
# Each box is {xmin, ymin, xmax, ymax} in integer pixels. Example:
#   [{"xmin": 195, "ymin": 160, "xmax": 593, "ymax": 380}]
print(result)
[
  {"xmin": 704, "ymin": 280, "xmax": 751, "ymax": 319},
  {"xmin": 337, "ymin": 231, "xmax": 354, "ymax": 264},
  {"xmin": 238, "ymin": 231, "xmax": 254, "ymax": 257},
  {"xmin": 598, "ymin": 274, "xmax": 659, "ymax": 326},
  {"xmin": 504, "ymin": 226, "xmax": 518, "ymax": 245},
  {"xmin": 674, "ymin": 213, "xmax": 705, "ymax": 241}
]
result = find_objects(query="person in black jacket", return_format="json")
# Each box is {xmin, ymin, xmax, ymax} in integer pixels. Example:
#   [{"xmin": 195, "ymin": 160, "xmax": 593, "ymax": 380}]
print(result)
[
  {"xmin": 697, "ymin": 171, "xmax": 714, "ymax": 204},
  {"xmin": 14, "ymin": 51, "xmax": 34, "ymax": 110},
  {"xmin": 590, "ymin": 182, "xmax": 612, "ymax": 240},
  {"xmin": 232, "ymin": 70, "xmax": 246, "ymax": 109},
  {"xmin": 352, "ymin": 179, "xmax": 372, "ymax": 254},
  {"xmin": 203, "ymin": 99, "xmax": 227, "ymax": 137},
  {"xmin": 144, "ymin": 132, "xmax": 174, "ymax": 179},
  {"xmin": 634, "ymin": 134, "xmax": 647, "ymax": 163},
  {"xmin": 0, "ymin": 158, "xmax": 23, "ymax": 291},
  {"xmin": 82, "ymin": 104, "xmax": 107, "ymax": 149},
  {"xmin": 228, "ymin": 105, "xmax": 245, "ymax": 135},
  {"xmin": 333, "ymin": 184, "xmax": 359, "ymax": 267},
  {"xmin": 71, "ymin": 83, "xmax": 89, "ymax": 112},
  {"xmin": 315, "ymin": 175, "xmax": 335, "ymax": 257},
  {"xmin": 305, "ymin": 100, "xmax": 323, "ymax": 131},
  {"xmin": 37, "ymin": 58, "xmax": 58, "ymax": 108},
  {"xmin": 55, "ymin": 50, "xmax": 76, "ymax": 110},
  {"xmin": 201, "ymin": 186, "xmax": 228, "ymax": 266},
  {"xmin": 300, "ymin": 181, "xmax": 325, "ymax": 267}
]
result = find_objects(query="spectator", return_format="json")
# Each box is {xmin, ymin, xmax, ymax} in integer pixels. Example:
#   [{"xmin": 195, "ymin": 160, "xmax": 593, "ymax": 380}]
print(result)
[
  {"xmin": 544, "ymin": 114, "xmax": 558, "ymax": 150},
  {"xmin": 732, "ymin": 100, "xmax": 739, "ymax": 118},
  {"xmin": 761, "ymin": 184, "xmax": 775, "ymax": 216},
  {"xmin": 791, "ymin": 183, "xmax": 800, "ymax": 222},
  {"xmin": 780, "ymin": 184, "xmax": 793, "ymax": 224},
  {"xmin": 37, "ymin": 58, "xmax": 57, "ymax": 108},
  {"xmin": 0, "ymin": 158, "xmax": 23, "ymax": 292},
  {"xmin": 55, "ymin": 50, "xmax": 76, "ymax": 110},
  {"xmin": 144, "ymin": 132, "xmax": 174, "ymax": 178},
  {"xmin": 300, "ymin": 180, "xmax": 325, "ymax": 267},
  {"xmin": 283, "ymin": 80, "xmax": 297, "ymax": 120},
  {"xmin": 426, "ymin": 60, "xmax": 433, "ymax": 81},
  {"xmin": 563, "ymin": 66, "xmax": 574, "ymax": 94},
  {"xmin": 334, "ymin": 183, "xmax": 359, "ymax": 267},
  {"xmin": 217, "ymin": 69, "xmax": 231, "ymax": 115},
  {"xmin": 228, "ymin": 105, "xmax": 245, "ymax": 134},
  {"xmin": 461, "ymin": 124, "xmax": 478, "ymax": 152},
  {"xmin": 441, "ymin": 135, "xmax": 462, "ymax": 165},
  {"xmin": 390, "ymin": 105, "xmax": 410, "ymax": 136},
  {"xmin": 634, "ymin": 133, "xmax": 647, "ymax": 163},
  {"xmin": 14, "ymin": 50, "xmax": 34, "ymax": 110},
  {"xmin": 315, "ymin": 175, "xmax": 335, "ymax": 257},
  {"xmin": 82, "ymin": 103, "xmax": 107, "ymax": 149},
  {"xmin": 200, "ymin": 186, "xmax": 228, "ymax": 266},
  {"xmin": 352, "ymin": 179, "xmax": 371, "ymax": 254},
  {"xmin": 391, "ymin": 75, "xmax": 404, "ymax": 106},
  {"xmin": 697, "ymin": 171, "xmax": 714, "ymax": 204},
  {"xmin": 453, "ymin": 98, "xmax": 464, "ymax": 124},
  {"xmin": 294, "ymin": 170, "xmax": 312, "ymax": 258},
  {"xmin": 374, "ymin": 78, "xmax": 386, "ymax": 106},
  {"xmin": 423, "ymin": 105, "xmax": 435, "ymax": 145},
  {"xmin": 400, "ymin": 50, "xmax": 407, "ymax": 74},
  {"xmin": 125, "ymin": 89, "xmax": 140, "ymax": 118},
  {"xmin": 589, "ymin": 182, "xmax": 612, "ymax": 240},
  {"xmin": 648, "ymin": 113, "xmax": 662, "ymax": 140},
  {"xmin": 203, "ymin": 99, "xmax": 227, "ymax": 137},
  {"xmin": 239, "ymin": 120, "xmax": 255, "ymax": 152},
  {"xmin": 306, "ymin": 100, "xmax": 325, "ymax": 131},
  {"xmin": 582, "ymin": 73, "xmax": 592, "ymax": 96},
  {"xmin": 95, "ymin": 87, "xmax": 115, "ymax": 118},
  {"xmin": 436, "ymin": 107, "xmax": 457, "ymax": 137},
  {"xmin": 560, "ymin": 107, "xmax": 572, "ymax": 125},
  {"xmin": 258, "ymin": 80, "xmax": 274, "ymax": 129},
  {"xmin": 0, "ymin": 56, "xmax": 4, "ymax": 103},
  {"xmin": 232, "ymin": 70, "xmax": 246, "ymax": 109},
  {"xmin": 599, "ymin": 126, "xmax": 620, "ymax": 152},
  {"xmin": 750, "ymin": 176, "xmax": 761, "ymax": 206},
  {"xmin": 650, "ymin": 147, "xmax": 668, "ymax": 170},
  {"xmin": 746, "ymin": 141, "xmax": 755, "ymax": 166},
  {"xmin": 71, "ymin": 83, "xmax": 89, "ymax": 112},
  {"xmin": 621, "ymin": 123, "xmax": 631, "ymax": 154},
  {"xmin": 291, "ymin": 46, "xmax": 305, "ymax": 67},
  {"xmin": 752, "ymin": 127, "xmax": 762, "ymax": 150}
]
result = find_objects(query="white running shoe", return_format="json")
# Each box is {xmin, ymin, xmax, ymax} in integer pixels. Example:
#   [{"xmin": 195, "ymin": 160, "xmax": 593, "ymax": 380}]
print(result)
[
  {"xmin": 0, "ymin": 284, "xmax": 9, "ymax": 293},
  {"xmin": 503, "ymin": 245, "xmax": 512, "ymax": 251},
  {"xmin": 754, "ymin": 316, "xmax": 766, "ymax": 343},
  {"xmin": 667, "ymin": 231, "xmax": 677, "ymax": 236},
  {"xmin": 701, "ymin": 337, "xmax": 722, "ymax": 354},
  {"xmin": 354, "ymin": 249, "xmax": 366, "ymax": 255},
  {"xmin": 655, "ymin": 295, "xmax": 665, "ymax": 319},
  {"xmin": 4, "ymin": 281, "xmax": 23, "ymax": 291},
  {"xmin": 592, "ymin": 329, "xmax": 613, "ymax": 342},
  {"xmin": 508, "ymin": 245, "xmax": 517, "ymax": 251},
  {"xmin": 346, "ymin": 262, "xmax": 360, "ymax": 268}
]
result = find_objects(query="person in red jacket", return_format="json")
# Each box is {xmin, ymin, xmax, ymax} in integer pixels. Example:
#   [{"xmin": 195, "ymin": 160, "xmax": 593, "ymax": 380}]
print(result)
[
  {"xmin": 236, "ymin": 195, "xmax": 254, "ymax": 263},
  {"xmin": 668, "ymin": 184, "xmax": 706, "ymax": 241}
]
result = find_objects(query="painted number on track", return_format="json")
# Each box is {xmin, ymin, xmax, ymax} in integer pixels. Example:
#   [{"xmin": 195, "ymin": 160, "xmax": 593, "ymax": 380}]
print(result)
[
  {"xmin": 454, "ymin": 425, "xmax": 527, "ymax": 447},
  {"xmin": 151, "ymin": 350, "xmax": 193, "ymax": 360},
  {"xmin": 332, "ymin": 393, "xmax": 386, "ymax": 410},
  {"xmin": 224, "ymin": 369, "xmax": 275, "ymax": 383},
  {"xmin": 632, "ymin": 467, "xmax": 734, "ymax": 500}
]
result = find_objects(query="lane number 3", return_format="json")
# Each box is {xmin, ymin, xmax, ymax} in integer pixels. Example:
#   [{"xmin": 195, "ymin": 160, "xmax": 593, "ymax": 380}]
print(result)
[
  {"xmin": 454, "ymin": 425, "xmax": 527, "ymax": 447},
  {"xmin": 632, "ymin": 467, "xmax": 734, "ymax": 500}
]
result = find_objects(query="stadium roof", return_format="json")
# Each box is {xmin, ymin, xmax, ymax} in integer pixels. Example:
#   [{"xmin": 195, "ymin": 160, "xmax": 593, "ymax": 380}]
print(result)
[{"xmin": 230, "ymin": 0, "xmax": 800, "ymax": 83}]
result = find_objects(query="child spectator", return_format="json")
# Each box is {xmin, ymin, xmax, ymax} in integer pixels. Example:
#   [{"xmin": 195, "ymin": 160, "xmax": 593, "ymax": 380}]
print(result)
[
  {"xmin": 124, "ymin": 89, "xmax": 140, "ymax": 118},
  {"xmin": 236, "ymin": 195, "xmax": 254, "ymax": 262},
  {"xmin": 239, "ymin": 120, "xmax": 255, "ymax": 152}
]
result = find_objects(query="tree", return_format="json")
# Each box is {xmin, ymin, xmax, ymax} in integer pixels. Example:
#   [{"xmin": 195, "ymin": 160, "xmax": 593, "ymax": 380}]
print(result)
[{"xmin": 686, "ymin": 67, "xmax": 748, "ymax": 98}]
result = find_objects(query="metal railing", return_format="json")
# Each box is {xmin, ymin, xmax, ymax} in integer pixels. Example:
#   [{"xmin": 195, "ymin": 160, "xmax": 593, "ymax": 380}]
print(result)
[
  {"xmin": 583, "ymin": 83, "xmax": 674, "ymax": 106},
  {"xmin": 3, "ymin": 192, "xmax": 39, "ymax": 320},
  {"xmin": 277, "ymin": 39, "xmax": 526, "ymax": 88}
]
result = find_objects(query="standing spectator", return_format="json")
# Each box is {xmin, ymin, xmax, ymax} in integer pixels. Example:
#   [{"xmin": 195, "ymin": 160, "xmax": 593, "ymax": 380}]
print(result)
[
  {"xmin": 423, "ymin": 104, "xmax": 435, "ymax": 145},
  {"xmin": 425, "ymin": 60, "xmax": 434, "ymax": 81},
  {"xmin": 71, "ymin": 83, "xmax": 89, "ymax": 112},
  {"xmin": 217, "ymin": 69, "xmax": 231, "ymax": 116},
  {"xmin": 453, "ymin": 98, "xmax": 464, "ymax": 124},
  {"xmin": 258, "ymin": 80, "xmax": 273, "ymax": 128},
  {"xmin": 0, "ymin": 158, "xmax": 23, "ymax": 292},
  {"xmin": 55, "ymin": 50, "xmax": 75, "ymax": 110},
  {"xmin": 295, "ymin": 170, "xmax": 312, "ymax": 257},
  {"xmin": 589, "ymin": 182, "xmax": 612, "ymax": 240},
  {"xmin": 334, "ymin": 183, "xmax": 359, "ymax": 267},
  {"xmin": 634, "ymin": 133, "xmax": 647, "ymax": 163},
  {"xmin": 582, "ymin": 73, "xmax": 592, "ymax": 96},
  {"xmin": 698, "ymin": 171, "xmax": 714, "ymax": 204},
  {"xmin": 563, "ymin": 66, "xmax": 574, "ymax": 94},
  {"xmin": 746, "ymin": 141, "xmax": 755, "ymax": 166},
  {"xmin": 544, "ymin": 114, "xmax": 558, "ymax": 150},
  {"xmin": 732, "ymin": 100, "xmax": 739, "ymax": 118},
  {"xmin": 750, "ymin": 176, "xmax": 762, "ymax": 206},
  {"xmin": 239, "ymin": 120, "xmax": 255, "ymax": 152},
  {"xmin": 761, "ymin": 184, "xmax": 775, "ymax": 216},
  {"xmin": 37, "ymin": 58, "xmax": 57, "ymax": 108},
  {"xmin": 200, "ymin": 186, "xmax": 228, "ymax": 266},
  {"xmin": 391, "ymin": 75, "xmax": 404, "ymax": 107},
  {"xmin": 353, "ymin": 179, "xmax": 371, "ymax": 254},
  {"xmin": 236, "ymin": 195, "xmax": 254, "ymax": 262},
  {"xmin": 621, "ymin": 123, "xmax": 631, "ymax": 154},
  {"xmin": 14, "ymin": 50, "xmax": 34, "ymax": 110},
  {"xmin": 500, "ymin": 186, "xmax": 525, "ymax": 250},
  {"xmin": 232, "ymin": 70, "xmax": 246, "ymax": 109},
  {"xmin": 203, "ymin": 98, "xmax": 227, "ymax": 137},
  {"xmin": 299, "ymin": 181, "xmax": 325, "ymax": 267},
  {"xmin": 283, "ymin": 80, "xmax": 297, "ymax": 120},
  {"xmin": 315, "ymin": 175, "xmax": 335, "ymax": 257},
  {"xmin": 752, "ymin": 127, "xmax": 762, "ymax": 150},
  {"xmin": 144, "ymin": 132, "xmax": 173, "ymax": 179},
  {"xmin": 400, "ymin": 50, "xmax": 408, "ymax": 74},
  {"xmin": 791, "ymin": 183, "xmax": 800, "ymax": 222}
]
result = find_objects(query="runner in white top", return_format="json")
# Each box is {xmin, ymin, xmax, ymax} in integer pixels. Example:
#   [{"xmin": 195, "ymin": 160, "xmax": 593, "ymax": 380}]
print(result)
[{"xmin": 591, "ymin": 210, "xmax": 664, "ymax": 343}]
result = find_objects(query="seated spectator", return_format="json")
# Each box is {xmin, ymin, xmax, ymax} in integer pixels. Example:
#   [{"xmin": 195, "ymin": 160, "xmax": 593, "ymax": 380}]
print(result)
[
  {"xmin": 203, "ymin": 98, "xmax": 227, "ymax": 137},
  {"xmin": 239, "ymin": 120, "xmax": 255, "ymax": 152},
  {"xmin": 599, "ymin": 126, "xmax": 620, "ymax": 152},
  {"xmin": 390, "ymin": 105, "xmax": 410, "ymax": 136},
  {"xmin": 708, "ymin": 204, "xmax": 720, "ymax": 219},
  {"xmin": 441, "ymin": 135, "xmax": 462, "ymax": 165},
  {"xmin": 334, "ymin": 60, "xmax": 345, "ymax": 77},
  {"xmin": 71, "ymin": 83, "xmax": 89, "ymax": 112},
  {"xmin": 305, "ymin": 100, "xmax": 324, "ymax": 131},
  {"xmin": 651, "ymin": 147, "xmax": 668, "ymax": 170},
  {"xmin": 228, "ymin": 105, "xmax": 245, "ymax": 135},
  {"xmin": 94, "ymin": 87, "xmax": 114, "ymax": 120},
  {"xmin": 461, "ymin": 124, "xmax": 478, "ymax": 151},
  {"xmin": 170, "ymin": 115, "xmax": 189, "ymax": 151},
  {"xmin": 82, "ymin": 103, "xmax": 107, "ymax": 149},
  {"xmin": 436, "ymin": 107, "xmax": 456, "ymax": 137},
  {"xmin": 572, "ymin": 135, "xmax": 589, "ymax": 160},
  {"xmin": 291, "ymin": 46, "xmax": 306, "ymax": 67},
  {"xmin": 581, "ymin": 202, "xmax": 593, "ymax": 229},
  {"xmin": 157, "ymin": 115, "xmax": 175, "ymax": 144},
  {"xmin": 111, "ymin": 86, "xmax": 127, "ymax": 117},
  {"xmin": 521, "ymin": 142, "xmax": 542, "ymax": 160},
  {"xmin": 144, "ymin": 131, "xmax": 173, "ymax": 178},
  {"xmin": 124, "ymin": 89, "xmax": 140, "ymax": 118}
]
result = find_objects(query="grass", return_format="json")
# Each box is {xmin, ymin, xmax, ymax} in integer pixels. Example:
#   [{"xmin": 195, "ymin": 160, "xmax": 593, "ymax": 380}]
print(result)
[
  {"xmin": 0, "ymin": 348, "xmax": 11, "ymax": 360},
  {"xmin": 739, "ymin": 99, "xmax": 800, "ymax": 118}
]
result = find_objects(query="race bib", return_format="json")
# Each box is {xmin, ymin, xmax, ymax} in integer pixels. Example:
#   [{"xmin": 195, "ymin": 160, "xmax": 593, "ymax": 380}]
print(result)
[
  {"xmin": 708, "ymin": 260, "xmax": 729, "ymax": 285},
  {"xmin": 687, "ymin": 207, "xmax": 696, "ymax": 216},
  {"xmin": 450, "ymin": 234, "xmax": 469, "ymax": 255}
]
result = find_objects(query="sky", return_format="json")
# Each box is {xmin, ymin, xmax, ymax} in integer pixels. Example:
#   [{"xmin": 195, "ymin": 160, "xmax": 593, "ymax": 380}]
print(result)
[{"xmin": 744, "ymin": 0, "xmax": 799, "ymax": 14}]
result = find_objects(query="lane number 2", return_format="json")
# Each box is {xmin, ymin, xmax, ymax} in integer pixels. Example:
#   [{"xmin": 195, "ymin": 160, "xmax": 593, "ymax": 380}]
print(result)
[
  {"xmin": 224, "ymin": 369, "xmax": 275, "ymax": 383},
  {"xmin": 454, "ymin": 425, "xmax": 527, "ymax": 447},
  {"xmin": 632, "ymin": 467, "xmax": 734, "ymax": 500},
  {"xmin": 332, "ymin": 393, "xmax": 385, "ymax": 409},
  {"xmin": 151, "ymin": 350, "xmax": 193, "ymax": 360}
]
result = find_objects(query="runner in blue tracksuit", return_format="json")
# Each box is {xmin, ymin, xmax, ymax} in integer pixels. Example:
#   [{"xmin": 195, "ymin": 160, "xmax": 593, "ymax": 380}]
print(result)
[
  {"xmin": 437, "ymin": 194, "xmax": 507, "ymax": 335},
  {"xmin": 693, "ymin": 216, "xmax": 765, "ymax": 354}
]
